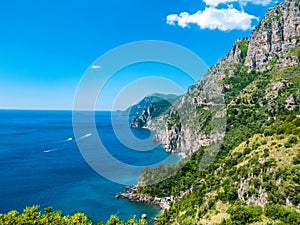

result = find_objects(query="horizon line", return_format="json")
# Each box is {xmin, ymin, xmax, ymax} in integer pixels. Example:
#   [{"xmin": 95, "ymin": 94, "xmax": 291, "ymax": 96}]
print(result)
[{"xmin": 0, "ymin": 108, "xmax": 123, "ymax": 112}]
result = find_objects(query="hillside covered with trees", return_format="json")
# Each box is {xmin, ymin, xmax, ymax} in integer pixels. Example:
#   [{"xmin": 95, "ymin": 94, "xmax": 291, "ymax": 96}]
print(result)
[
  {"xmin": 135, "ymin": 0, "xmax": 300, "ymax": 224},
  {"xmin": 1, "ymin": 0, "xmax": 299, "ymax": 224}
]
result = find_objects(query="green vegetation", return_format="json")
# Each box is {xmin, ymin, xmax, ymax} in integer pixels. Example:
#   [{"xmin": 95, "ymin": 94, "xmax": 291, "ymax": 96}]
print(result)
[
  {"xmin": 10, "ymin": 45, "xmax": 298, "ymax": 225},
  {"xmin": 150, "ymin": 100, "xmax": 172, "ymax": 119},
  {"xmin": 226, "ymin": 203, "xmax": 263, "ymax": 224},
  {"xmin": 236, "ymin": 38, "xmax": 249, "ymax": 62},
  {"xmin": 265, "ymin": 203, "xmax": 300, "ymax": 224},
  {"xmin": 4, "ymin": 5, "xmax": 300, "ymax": 224},
  {"xmin": 288, "ymin": 44, "xmax": 300, "ymax": 60},
  {"xmin": 137, "ymin": 49, "xmax": 300, "ymax": 224},
  {"xmin": 130, "ymin": 97, "xmax": 175, "ymax": 128},
  {"xmin": 265, "ymin": 10, "xmax": 283, "ymax": 25},
  {"xmin": 288, "ymin": 36, "xmax": 300, "ymax": 41},
  {"xmin": 0, "ymin": 206, "xmax": 146, "ymax": 225},
  {"xmin": 167, "ymin": 111, "xmax": 181, "ymax": 130}
]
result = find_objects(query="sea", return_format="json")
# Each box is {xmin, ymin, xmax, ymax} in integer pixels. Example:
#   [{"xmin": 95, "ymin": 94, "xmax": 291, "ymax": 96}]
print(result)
[{"xmin": 0, "ymin": 110, "xmax": 178, "ymax": 223}]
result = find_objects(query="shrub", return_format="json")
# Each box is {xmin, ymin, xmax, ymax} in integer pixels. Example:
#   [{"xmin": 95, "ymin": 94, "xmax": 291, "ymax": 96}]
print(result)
[
  {"xmin": 292, "ymin": 154, "xmax": 300, "ymax": 165},
  {"xmin": 265, "ymin": 203, "xmax": 300, "ymax": 225},
  {"xmin": 263, "ymin": 148, "xmax": 270, "ymax": 158},
  {"xmin": 243, "ymin": 147, "xmax": 252, "ymax": 155},
  {"xmin": 228, "ymin": 203, "xmax": 262, "ymax": 224}
]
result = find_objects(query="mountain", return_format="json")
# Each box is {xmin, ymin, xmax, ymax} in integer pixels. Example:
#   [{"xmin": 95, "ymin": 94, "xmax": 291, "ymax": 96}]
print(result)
[
  {"xmin": 134, "ymin": 0, "xmax": 300, "ymax": 224},
  {"xmin": 245, "ymin": 0, "xmax": 300, "ymax": 71},
  {"xmin": 132, "ymin": 0, "xmax": 299, "ymax": 155},
  {"xmin": 127, "ymin": 94, "xmax": 178, "ymax": 128}
]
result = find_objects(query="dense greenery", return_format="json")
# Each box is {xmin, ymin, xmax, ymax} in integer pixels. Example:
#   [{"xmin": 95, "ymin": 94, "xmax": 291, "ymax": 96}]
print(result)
[
  {"xmin": 236, "ymin": 38, "xmax": 249, "ymax": 63},
  {"xmin": 3, "ymin": 11, "xmax": 300, "ymax": 225},
  {"xmin": 137, "ymin": 59, "xmax": 300, "ymax": 224},
  {"xmin": 130, "ymin": 96, "xmax": 177, "ymax": 128},
  {"xmin": 0, "ymin": 206, "xmax": 146, "ymax": 225}
]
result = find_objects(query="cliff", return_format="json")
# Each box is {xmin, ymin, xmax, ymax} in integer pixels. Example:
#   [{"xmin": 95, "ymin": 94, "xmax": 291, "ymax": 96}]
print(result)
[
  {"xmin": 245, "ymin": 0, "xmax": 300, "ymax": 71},
  {"xmin": 135, "ymin": 1, "xmax": 300, "ymax": 224},
  {"xmin": 132, "ymin": 0, "xmax": 300, "ymax": 155},
  {"xmin": 130, "ymin": 94, "xmax": 176, "ymax": 128}
]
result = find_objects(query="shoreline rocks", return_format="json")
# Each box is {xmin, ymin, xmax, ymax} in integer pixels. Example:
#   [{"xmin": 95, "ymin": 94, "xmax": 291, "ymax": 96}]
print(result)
[{"xmin": 115, "ymin": 186, "xmax": 172, "ymax": 212}]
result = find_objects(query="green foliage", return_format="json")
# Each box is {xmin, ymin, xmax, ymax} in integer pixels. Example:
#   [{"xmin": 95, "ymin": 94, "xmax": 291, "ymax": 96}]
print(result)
[
  {"xmin": 149, "ymin": 100, "xmax": 172, "ymax": 119},
  {"xmin": 224, "ymin": 186, "xmax": 239, "ymax": 202},
  {"xmin": 243, "ymin": 147, "xmax": 252, "ymax": 155},
  {"xmin": 0, "ymin": 206, "xmax": 146, "ymax": 225},
  {"xmin": 7, "ymin": 42, "xmax": 299, "ymax": 225},
  {"xmin": 227, "ymin": 203, "xmax": 263, "ymax": 225},
  {"xmin": 292, "ymin": 152, "xmax": 300, "ymax": 165},
  {"xmin": 288, "ymin": 36, "xmax": 300, "ymax": 41},
  {"xmin": 137, "ymin": 59, "xmax": 300, "ymax": 224},
  {"xmin": 167, "ymin": 111, "xmax": 180, "ymax": 130},
  {"xmin": 139, "ymin": 163, "xmax": 185, "ymax": 187},
  {"xmin": 265, "ymin": 203, "xmax": 300, "ymax": 225},
  {"xmin": 284, "ymin": 135, "xmax": 298, "ymax": 148},
  {"xmin": 236, "ymin": 38, "xmax": 249, "ymax": 62},
  {"xmin": 223, "ymin": 69, "xmax": 256, "ymax": 104},
  {"xmin": 288, "ymin": 45, "xmax": 300, "ymax": 60}
]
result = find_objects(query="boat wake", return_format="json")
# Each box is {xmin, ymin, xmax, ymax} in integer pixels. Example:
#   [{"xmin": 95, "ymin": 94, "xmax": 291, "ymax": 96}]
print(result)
[
  {"xmin": 43, "ymin": 134, "xmax": 91, "ymax": 153},
  {"xmin": 43, "ymin": 148, "xmax": 58, "ymax": 153},
  {"xmin": 77, "ymin": 133, "xmax": 92, "ymax": 141},
  {"xmin": 63, "ymin": 137, "xmax": 73, "ymax": 142},
  {"xmin": 43, "ymin": 137, "xmax": 73, "ymax": 153}
]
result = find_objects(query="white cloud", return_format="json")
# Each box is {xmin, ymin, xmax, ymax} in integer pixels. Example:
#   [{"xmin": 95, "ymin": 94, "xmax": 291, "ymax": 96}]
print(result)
[
  {"xmin": 166, "ymin": 0, "xmax": 275, "ymax": 31},
  {"xmin": 244, "ymin": 0, "xmax": 273, "ymax": 6},
  {"xmin": 167, "ymin": 6, "xmax": 258, "ymax": 31},
  {"xmin": 91, "ymin": 65, "xmax": 101, "ymax": 69},
  {"xmin": 203, "ymin": 0, "xmax": 235, "ymax": 7},
  {"xmin": 203, "ymin": 0, "xmax": 273, "ymax": 7}
]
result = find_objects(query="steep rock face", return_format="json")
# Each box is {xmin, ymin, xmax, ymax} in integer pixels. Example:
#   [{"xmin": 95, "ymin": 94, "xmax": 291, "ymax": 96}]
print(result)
[
  {"xmin": 146, "ymin": 50, "xmax": 230, "ymax": 153},
  {"xmin": 245, "ymin": 0, "xmax": 300, "ymax": 71},
  {"xmin": 141, "ymin": 37, "xmax": 251, "ymax": 154},
  {"xmin": 128, "ymin": 96, "xmax": 161, "ymax": 121},
  {"xmin": 129, "ymin": 94, "xmax": 177, "ymax": 128},
  {"xmin": 132, "ymin": 0, "xmax": 299, "ymax": 154}
]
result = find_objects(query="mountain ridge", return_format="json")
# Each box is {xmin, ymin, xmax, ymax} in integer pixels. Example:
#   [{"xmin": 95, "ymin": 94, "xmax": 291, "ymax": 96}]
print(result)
[
  {"xmin": 132, "ymin": 0, "xmax": 299, "ymax": 155},
  {"xmin": 133, "ymin": 0, "xmax": 300, "ymax": 224}
]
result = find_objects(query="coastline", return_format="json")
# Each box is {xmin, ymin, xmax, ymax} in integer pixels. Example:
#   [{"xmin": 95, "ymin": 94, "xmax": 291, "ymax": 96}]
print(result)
[
  {"xmin": 115, "ymin": 186, "xmax": 172, "ymax": 216},
  {"xmin": 115, "ymin": 180, "xmax": 201, "ymax": 220}
]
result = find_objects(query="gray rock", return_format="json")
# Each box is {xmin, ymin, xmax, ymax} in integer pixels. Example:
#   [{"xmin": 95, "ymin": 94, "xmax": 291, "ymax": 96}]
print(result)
[{"xmin": 245, "ymin": 0, "xmax": 300, "ymax": 71}]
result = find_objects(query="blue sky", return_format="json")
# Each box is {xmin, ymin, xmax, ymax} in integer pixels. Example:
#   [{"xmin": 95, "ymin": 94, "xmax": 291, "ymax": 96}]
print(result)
[{"xmin": 0, "ymin": 0, "xmax": 281, "ymax": 110}]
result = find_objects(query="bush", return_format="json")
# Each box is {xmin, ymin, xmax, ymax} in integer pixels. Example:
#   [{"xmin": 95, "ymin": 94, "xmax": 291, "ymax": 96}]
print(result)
[
  {"xmin": 243, "ymin": 147, "xmax": 252, "ymax": 155},
  {"xmin": 225, "ymin": 186, "xmax": 239, "ymax": 202},
  {"xmin": 228, "ymin": 203, "xmax": 262, "ymax": 224},
  {"xmin": 292, "ymin": 154, "xmax": 300, "ymax": 165},
  {"xmin": 263, "ymin": 148, "xmax": 270, "ymax": 158},
  {"xmin": 0, "ymin": 206, "xmax": 146, "ymax": 225},
  {"xmin": 265, "ymin": 203, "xmax": 300, "ymax": 225},
  {"xmin": 288, "ymin": 135, "xmax": 298, "ymax": 144}
]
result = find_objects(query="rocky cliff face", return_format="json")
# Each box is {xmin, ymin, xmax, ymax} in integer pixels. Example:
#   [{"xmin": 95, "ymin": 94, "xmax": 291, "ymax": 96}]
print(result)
[
  {"xmin": 129, "ymin": 95, "xmax": 177, "ymax": 128},
  {"xmin": 145, "ymin": 61, "xmax": 228, "ymax": 154},
  {"xmin": 132, "ymin": 0, "xmax": 300, "ymax": 154},
  {"xmin": 245, "ymin": 0, "xmax": 300, "ymax": 71}
]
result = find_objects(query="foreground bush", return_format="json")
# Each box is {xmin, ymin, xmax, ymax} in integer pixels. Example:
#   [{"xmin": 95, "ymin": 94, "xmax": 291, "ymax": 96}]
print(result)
[{"xmin": 0, "ymin": 206, "xmax": 146, "ymax": 225}]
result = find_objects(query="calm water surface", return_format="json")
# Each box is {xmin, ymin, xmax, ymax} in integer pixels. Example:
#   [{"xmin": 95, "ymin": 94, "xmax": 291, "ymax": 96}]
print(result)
[{"xmin": 0, "ymin": 110, "xmax": 178, "ymax": 222}]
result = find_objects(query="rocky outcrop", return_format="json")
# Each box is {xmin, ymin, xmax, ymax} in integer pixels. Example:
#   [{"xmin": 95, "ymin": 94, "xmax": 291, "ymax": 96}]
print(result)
[
  {"xmin": 238, "ymin": 176, "xmax": 268, "ymax": 207},
  {"xmin": 245, "ymin": 0, "xmax": 300, "ymax": 71},
  {"xmin": 115, "ymin": 191, "xmax": 158, "ymax": 207},
  {"xmin": 115, "ymin": 186, "xmax": 173, "ymax": 211},
  {"xmin": 130, "ymin": 0, "xmax": 299, "ymax": 155},
  {"xmin": 130, "ymin": 95, "xmax": 176, "ymax": 128},
  {"xmin": 141, "ymin": 38, "xmax": 242, "ymax": 153}
]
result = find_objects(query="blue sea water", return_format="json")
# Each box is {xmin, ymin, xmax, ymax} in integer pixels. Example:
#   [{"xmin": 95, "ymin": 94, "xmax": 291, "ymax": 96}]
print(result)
[{"xmin": 0, "ymin": 110, "xmax": 177, "ymax": 223}]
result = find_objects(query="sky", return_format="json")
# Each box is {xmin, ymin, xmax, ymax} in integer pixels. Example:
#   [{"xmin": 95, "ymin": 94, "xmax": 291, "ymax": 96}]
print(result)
[{"xmin": 0, "ymin": 0, "xmax": 281, "ymax": 110}]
